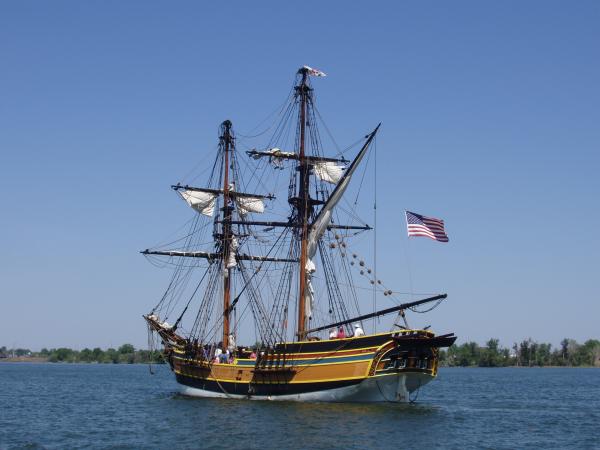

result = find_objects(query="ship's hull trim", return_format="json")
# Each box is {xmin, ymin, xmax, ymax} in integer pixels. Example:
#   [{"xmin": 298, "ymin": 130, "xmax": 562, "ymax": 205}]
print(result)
[
  {"xmin": 159, "ymin": 330, "xmax": 452, "ymax": 402},
  {"xmin": 176, "ymin": 371, "xmax": 433, "ymax": 402}
]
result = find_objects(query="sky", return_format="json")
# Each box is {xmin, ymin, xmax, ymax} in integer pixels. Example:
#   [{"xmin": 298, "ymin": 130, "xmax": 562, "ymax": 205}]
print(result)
[{"xmin": 1, "ymin": 1, "xmax": 599, "ymax": 351}]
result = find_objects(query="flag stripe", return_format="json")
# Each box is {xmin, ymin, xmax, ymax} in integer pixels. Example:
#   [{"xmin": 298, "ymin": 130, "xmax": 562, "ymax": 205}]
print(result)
[
  {"xmin": 407, "ymin": 229, "xmax": 447, "ymax": 240},
  {"xmin": 407, "ymin": 226, "xmax": 436, "ymax": 234},
  {"xmin": 408, "ymin": 230, "xmax": 448, "ymax": 240},
  {"xmin": 419, "ymin": 223, "xmax": 444, "ymax": 231},
  {"xmin": 405, "ymin": 211, "xmax": 449, "ymax": 242}
]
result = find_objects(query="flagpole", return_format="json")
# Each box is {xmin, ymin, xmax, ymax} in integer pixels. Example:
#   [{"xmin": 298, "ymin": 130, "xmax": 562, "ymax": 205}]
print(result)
[
  {"xmin": 372, "ymin": 138, "xmax": 377, "ymax": 334},
  {"xmin": 403, "ymin": 210, "xmax": 415, "ymax": 302}
]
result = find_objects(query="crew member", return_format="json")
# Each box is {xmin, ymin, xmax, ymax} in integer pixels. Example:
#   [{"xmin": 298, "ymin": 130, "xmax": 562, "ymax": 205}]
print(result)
[
  {"xmin": 227, "ymin": 333, "xmax": 236, "ymax": 356},
  {"xmin": 353, "ymin": 323, "xmax": 365, "ymax": 337}
]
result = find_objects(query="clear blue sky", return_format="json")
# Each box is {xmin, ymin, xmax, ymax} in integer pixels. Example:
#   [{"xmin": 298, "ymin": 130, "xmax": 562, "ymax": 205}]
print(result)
[{"xmin": 1, "ymin": 1, "xmax": 599, "ymax": 351}]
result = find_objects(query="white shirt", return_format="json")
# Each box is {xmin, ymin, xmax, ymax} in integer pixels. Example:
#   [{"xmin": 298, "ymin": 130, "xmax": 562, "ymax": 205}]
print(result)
[
  {"xmin": 353, "ymin": 326, "xmax": 365, "ymax": 337},
  {"xmin": 329, "ymin": 330, "xmax": 338, "ymax": 339}
]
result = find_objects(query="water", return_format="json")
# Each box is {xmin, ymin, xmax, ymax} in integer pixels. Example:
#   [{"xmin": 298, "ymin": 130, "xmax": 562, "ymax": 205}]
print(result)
[{"xmin": 1, "ymin": 364, "xmax": 598, "ymax": 449}]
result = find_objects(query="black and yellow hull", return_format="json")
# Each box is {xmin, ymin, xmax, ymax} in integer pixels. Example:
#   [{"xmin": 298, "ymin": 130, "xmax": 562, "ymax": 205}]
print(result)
[{"xmin": 159, "ymin": 330, "xmax": 456, "ymax": 402}]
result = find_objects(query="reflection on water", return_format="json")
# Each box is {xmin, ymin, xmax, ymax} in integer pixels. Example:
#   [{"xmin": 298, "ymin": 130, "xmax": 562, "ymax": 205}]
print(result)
[
  {"xmin": 264, "ymin": 398, "xmax": 439, "ymax": 417},
  {"xmin": 171, "ymin": 385, "xmax": 441, "ymax": 417}
]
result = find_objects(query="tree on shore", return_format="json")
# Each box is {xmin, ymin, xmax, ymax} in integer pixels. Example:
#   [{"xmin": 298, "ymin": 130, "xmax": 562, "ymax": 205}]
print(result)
[
  {"xmin": 442, "ymin": 338, "xmax": 600, "ymax": 367},
  {"xmin": 3, "ymin": 338, "xmax": 599, "ymax": 367},
  {"xmin": 1, "ymin": 345, "xmax": 165, "ymax": 364}
]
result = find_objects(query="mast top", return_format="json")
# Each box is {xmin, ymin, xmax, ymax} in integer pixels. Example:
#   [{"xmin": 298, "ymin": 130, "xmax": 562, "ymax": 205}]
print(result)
[{"xmin": 299, "ymin": 65, "xmax": 327, "ymax": 77}]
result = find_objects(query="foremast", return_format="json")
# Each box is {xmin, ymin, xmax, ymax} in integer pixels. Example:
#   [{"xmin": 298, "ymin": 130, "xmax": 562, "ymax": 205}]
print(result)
[{"xmin": 143, "ymin": 119, "xmax": 280, "ymax": 349}]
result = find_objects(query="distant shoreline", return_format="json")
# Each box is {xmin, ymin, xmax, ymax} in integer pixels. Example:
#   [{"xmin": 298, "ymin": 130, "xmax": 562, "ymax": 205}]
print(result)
[
  {"xmin": 1, "ymin": 357, "xmax": 597, "ymax": 369},
  {"xmin": 3, "ymin": 337, "xmax": 599, "ymax": 367},
  {"xmin": 0, "ymin": 345, "xmax": 164, "ymax": 364},
  {"xmin": 0, "ymin": 357, "xmax": 48, "ymax": 363},
  {"xmin": 0, "ymin": 358, "xmax": 163, "ymax": 365},
  {"xmin": 440, "ymin": 365, "xmax": 599, "ymax": 369}
]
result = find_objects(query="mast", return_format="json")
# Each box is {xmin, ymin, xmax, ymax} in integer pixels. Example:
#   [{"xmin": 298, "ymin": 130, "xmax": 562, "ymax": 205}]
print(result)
[
  {"xmin": 221, "ymin": 120, "xmax": 233, "ymax": 349},
  {"xmin": 296, "ymin": 68, "xmax": 310, "ymax": 340}
]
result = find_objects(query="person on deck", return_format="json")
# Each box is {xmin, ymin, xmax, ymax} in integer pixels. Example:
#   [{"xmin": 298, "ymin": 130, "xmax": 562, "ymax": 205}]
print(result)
[
  {"xmin": 227, "ymin": 334, "xmax": 236, "ymax": 356},
  {"xmin": 353, "ymin": 323, "xmax": 365, "ymax": 337},
  {"xmin": 220, "ymin": 349, "xmax": 229, "ymax": 364},
  {"xmin": 337, "ymin": 327, "xmax": 346, "ymax": 339},
  {"xmin": 329, "ymin": 328, "xmax": 338, "ymax": 339},
  {"xmin": 214, "ymin": 346, "xmax": 223, "ymax": 363}
]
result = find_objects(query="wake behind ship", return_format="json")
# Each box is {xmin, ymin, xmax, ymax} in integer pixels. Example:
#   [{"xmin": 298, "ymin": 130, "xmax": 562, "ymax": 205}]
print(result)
[{"xmin": 142, "ymin": 66, "xmax": 456, "ymax": 402}]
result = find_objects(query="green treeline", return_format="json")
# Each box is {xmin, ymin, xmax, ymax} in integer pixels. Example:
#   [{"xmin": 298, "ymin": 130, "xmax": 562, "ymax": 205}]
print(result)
[
  {"xmin": 440, "ymin": 338, "xmax": 600, "ymax": 367},
  {"xmin": 3, "ymin": 338, "xmax": 600, "ymax": 367},
  {"xmin": 0, "ymin": 344, "xmax": 165, "ymax": 364}
]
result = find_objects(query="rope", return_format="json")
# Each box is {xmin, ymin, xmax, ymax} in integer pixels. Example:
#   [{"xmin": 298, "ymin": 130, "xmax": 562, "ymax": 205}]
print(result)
[
  {"xmin": 147, "ymin": 323, "xmax": 155, "ymax": 375},
  {"xmin": 403, "ymin": 214, "xmax": 416, "ymax": 302},
  {"xmin": 409, "ymin": 379, "xmax": 422, "ymax": 403},
  {"xmin": 375, "ymin": 378, "xmax": 397, "ymax": 403},
  {"xmin": 212, "ymin": 368, "xmax": 235, "ymax": 399},
  {"xmin": 408, "ymin": 298, "xmax": 444, "ymax": 314}
]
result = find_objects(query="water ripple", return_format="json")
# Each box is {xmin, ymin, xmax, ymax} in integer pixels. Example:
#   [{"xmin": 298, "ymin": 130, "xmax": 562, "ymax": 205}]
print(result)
[{"xmin": 0, "ymin": 364, "xmax": 598, "ymax": 449}]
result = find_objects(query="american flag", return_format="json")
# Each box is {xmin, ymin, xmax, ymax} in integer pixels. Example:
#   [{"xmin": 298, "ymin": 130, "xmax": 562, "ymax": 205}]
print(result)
[{"xmin": 405, "ymin": 211, "xmax": 449, "ymax": 242}]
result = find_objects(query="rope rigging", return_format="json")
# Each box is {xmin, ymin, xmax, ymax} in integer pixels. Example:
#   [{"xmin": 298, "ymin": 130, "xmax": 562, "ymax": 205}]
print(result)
[
  {"xmin": 144, "ymin": 68, "xmax": 385, "ymax": 349},
  {"xmin": 137, "ymin": 67, "xmax": 455, "ymax": 405}
]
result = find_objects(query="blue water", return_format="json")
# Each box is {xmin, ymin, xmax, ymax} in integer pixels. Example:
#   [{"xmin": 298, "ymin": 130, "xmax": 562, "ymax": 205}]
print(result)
[{"xmin": 1, "ymin": 364, "xmax": 598, "ymax": 449}]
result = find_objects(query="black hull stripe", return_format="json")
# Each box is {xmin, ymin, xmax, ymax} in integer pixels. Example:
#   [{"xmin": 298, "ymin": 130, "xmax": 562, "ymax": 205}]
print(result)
[
  {"xmin": 175, "ymin": 373, "xmax": 363, "ymax": 397},
  {"xmin": 275, "ymin": 334, "xmax": 393, "ymax": 353},
  {"xmin": 272, "ymin": 333, "xmax": 443, "ymax": 354}
]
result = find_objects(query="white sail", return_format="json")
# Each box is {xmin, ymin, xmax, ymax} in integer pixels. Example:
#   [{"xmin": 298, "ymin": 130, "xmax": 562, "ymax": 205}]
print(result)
[
  {"xmin": 304, "ymin": 259, "xmax": 317, "ymax": 318},
  {"xmin": 226, "ymin": 236, "xmax": 239, "ymax": 269},
  {"xmin": 304, "ymin": 134, "xmax": 375, "ymax": 318},
  {"xmin": 235, "ymin": 196, "xmax": 265, "ymax": 215},
  {"xmin": 178, "ymin": 190, "xmax": 217, "ymax": 217},
  {"xmin": 313, "ymin": 161, "xmax": 344, "ymax": 184}
]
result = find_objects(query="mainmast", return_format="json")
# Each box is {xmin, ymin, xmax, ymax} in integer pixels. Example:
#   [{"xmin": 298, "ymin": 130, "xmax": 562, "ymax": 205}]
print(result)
[
  {"xmin": 296, "ymin": 68, "xmax": 310, "ymax": 340},
  {"xmin": 221, "ymin": 120, "xmax": 233, "ymax": 349}
]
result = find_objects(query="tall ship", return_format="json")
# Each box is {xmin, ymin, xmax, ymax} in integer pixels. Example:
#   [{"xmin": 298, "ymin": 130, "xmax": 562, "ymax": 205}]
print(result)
[{"xmin": 142, "ymin": 66, "xmax": 456, "ymax": 402}]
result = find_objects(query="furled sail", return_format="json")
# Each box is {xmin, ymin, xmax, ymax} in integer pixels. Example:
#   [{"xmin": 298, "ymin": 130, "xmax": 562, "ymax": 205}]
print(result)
[
  {"xmin": 226, "ymin": 236, "xmax": 239, "ymax": 269},
  {"xmin": 304, "ymin": 127, "xmax": 379, "ymax": 318},
  {"xmin": 313, "ymin": 161, "xmax": 345, "ymax": 184},
  {"xmin": 178, "ymin": 189, "xmax": 217, "ymax": 217},
  {"xmin": 260, "ymin": 147, "xmax": 296, "ymax": 159},
  {"xmin": 235, "ymin": 196, "xmax": 265, "ymax": 216},
  {"xmin": 251, "ymin": 147, "xmax": 295, "ymax": 169}
]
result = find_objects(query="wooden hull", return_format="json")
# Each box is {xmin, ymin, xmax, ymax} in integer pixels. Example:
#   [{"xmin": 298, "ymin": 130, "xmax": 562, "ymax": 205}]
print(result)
[
  {"xmin": 176, "ymin": 371, "xmax": 434, "ymax": 402},
  {"xmin": 160, "ymin": 330, "xmax": 456, "ymax": 402}
]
